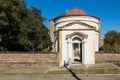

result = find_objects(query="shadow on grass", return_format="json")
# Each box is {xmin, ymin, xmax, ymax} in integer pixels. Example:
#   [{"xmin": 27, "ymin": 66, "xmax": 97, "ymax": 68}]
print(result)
[
  {"xmin": 114, "ymin": 63, "xmax": 120, "ymax": 67},
  {"xmin": 65, "ymin": 66, "xmax": 81, "ymax": 80}
]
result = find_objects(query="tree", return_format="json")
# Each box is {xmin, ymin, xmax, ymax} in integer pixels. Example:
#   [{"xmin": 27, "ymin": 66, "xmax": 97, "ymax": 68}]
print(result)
[
  {"xmin": 0, "ymin": 0, "xmax": 52, "ymax": 52},
  {"xmin": 0, "ymin": 0, "xmax": 25, "ymax": 50},
  {"xmin": 18, "ymin": 7, "xmax": 52, "ymax": 52},
  {"xmin": 103, "ymin": 30, "xmax": 120, "ymax": 53}
]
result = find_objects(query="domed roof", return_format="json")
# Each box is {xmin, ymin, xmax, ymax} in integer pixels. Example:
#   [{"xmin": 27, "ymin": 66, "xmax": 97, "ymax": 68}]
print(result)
[{"xmin": 66, "ymin": 8, "xmax": 87, "ymax": 16}]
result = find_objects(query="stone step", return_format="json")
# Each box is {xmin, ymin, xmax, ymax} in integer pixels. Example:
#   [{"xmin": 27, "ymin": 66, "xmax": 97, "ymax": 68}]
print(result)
[{"xmin": 69, "ymin": 64, "xmax": 85, "ymax": 70}]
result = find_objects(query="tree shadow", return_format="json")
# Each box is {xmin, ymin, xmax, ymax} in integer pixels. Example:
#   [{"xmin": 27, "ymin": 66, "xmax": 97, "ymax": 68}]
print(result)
[
  {"xmin": 65, "ymin": 66, "xmax": 81, "ymax": 80},
  {"xmin": 114, "ymin": 63, "xmax": 120, "ymax": 67}
]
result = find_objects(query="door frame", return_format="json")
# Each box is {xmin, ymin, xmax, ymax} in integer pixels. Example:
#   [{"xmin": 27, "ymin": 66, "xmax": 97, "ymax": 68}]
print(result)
[{"xmin": 72, "ymin": 37, "xmax": 82, "ymax": 63}]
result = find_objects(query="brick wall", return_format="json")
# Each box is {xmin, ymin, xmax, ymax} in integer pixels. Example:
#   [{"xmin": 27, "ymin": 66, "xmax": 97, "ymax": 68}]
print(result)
[
  {"xmin": 0, "ymin": 52, "xmax": 59, "ymax": 68},
  {"xmin": 95, "ymin": 53, "xmax": 120, "ymax": 65},
  {"xmin": 0, "ymin": 52, "xmax": 120, "ymax": 68}
]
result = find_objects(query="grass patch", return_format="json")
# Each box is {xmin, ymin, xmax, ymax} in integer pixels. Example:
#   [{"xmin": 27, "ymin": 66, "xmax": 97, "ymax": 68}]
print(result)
[
  {"xmin": 47, "ymin": 68, "xmax": 120, "ymax": 74},
  {"xmin": 0, "ymin": 68, "xmax": 119, "ymax": 75}
]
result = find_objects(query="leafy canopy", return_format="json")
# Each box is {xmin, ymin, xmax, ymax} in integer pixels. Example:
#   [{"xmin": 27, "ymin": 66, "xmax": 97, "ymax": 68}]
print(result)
[
  {"xmin": 103, "ymin": 30, "xmax": 120, "ymax": 53},
  {"xmin": 0, "ymin": 0, "xmax": 52, "ymax": 52}
]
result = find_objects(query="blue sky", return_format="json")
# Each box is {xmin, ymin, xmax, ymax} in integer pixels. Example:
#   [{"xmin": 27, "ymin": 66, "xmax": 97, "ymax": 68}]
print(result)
[{"xmin": 26, "ymin": 0, "xmax": 120, "ymax": 39}]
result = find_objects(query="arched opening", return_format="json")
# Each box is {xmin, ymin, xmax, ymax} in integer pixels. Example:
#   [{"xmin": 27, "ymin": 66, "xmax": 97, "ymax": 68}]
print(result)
[
  {"xmin": 72, "ymin": 37, "xmax": 82, "ymax": 64},
  {"xmin": 66, "ymin": 32, "xmax": 87, "ymax": 65}
]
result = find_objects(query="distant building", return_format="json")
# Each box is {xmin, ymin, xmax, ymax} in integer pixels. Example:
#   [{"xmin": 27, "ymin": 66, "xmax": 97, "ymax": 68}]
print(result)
[
  {"xmin": 99, "ymin": 39, "xmax": 104, "ymax": 48},
  {"xmin": 50, "ymin": 8, "xmax": 101, "ymax": 67}
]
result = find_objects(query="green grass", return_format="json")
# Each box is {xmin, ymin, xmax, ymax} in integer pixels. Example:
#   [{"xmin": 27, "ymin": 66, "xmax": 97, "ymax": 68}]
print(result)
[
  {"xmin": 47, "ymin": 68, "xmax": 120, "ymax": 74},
  {"xmin": 0, "ymin": 68, "xmax": 119, "ymax": 75}
]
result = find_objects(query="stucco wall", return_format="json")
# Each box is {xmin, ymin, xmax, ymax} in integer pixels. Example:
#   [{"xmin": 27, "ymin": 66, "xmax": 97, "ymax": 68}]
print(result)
[
  {"xmin": 55, "ymin": 16, "xmax": 100, "ymax": 31},
  {"xmin": 0, "ymin": 52, "xmax": 59, "ymax": 68}
]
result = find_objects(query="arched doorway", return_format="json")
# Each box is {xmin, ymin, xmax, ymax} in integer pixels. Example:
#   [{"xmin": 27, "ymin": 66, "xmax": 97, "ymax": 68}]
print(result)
[
  {"xmin": 66, "ymin": 32, "xmax": 88, "ymax": 65},
  {"xmin": 72, "ymin": 37, "xmax": 82, "ymax": 63}
]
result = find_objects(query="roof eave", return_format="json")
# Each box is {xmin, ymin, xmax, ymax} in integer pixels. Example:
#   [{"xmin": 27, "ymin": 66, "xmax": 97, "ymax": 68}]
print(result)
[{"xmin": 53, "ymin": 14, "xmax": 100, "ymax": 21}]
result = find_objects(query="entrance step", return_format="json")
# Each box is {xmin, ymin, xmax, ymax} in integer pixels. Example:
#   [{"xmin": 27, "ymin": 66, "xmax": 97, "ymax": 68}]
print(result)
[
  {"xmin": 69, "ymin": 64, "xmax": 85, "ymax": 70},
  {"xmin": 72, "ymin": 61, "xmax": 81, "ymax": 64}
]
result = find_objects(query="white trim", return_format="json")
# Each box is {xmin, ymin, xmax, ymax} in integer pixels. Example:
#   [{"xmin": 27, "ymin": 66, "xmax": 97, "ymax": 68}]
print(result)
[{"xmin": 66, "ymin": 33, "xmax": 87, "ymax": 64}]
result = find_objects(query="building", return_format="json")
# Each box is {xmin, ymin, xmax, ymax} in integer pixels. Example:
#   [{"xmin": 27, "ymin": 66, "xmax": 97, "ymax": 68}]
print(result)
[{"xmin": 50, "ymin": 8, "xmax": 101, "ymax": 67}]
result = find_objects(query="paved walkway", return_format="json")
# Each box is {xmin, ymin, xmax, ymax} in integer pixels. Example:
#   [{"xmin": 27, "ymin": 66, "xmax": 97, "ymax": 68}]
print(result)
[{"xmin": 0, "ymin": 74, "xmax": 120, "ymax": 80}]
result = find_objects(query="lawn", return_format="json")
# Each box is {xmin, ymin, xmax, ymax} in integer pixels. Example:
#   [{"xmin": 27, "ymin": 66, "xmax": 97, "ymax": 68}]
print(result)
[
  {"xmin": 47, "ymin": 68, "xmax": 120, "ymax": 75},
  {"xmin": 0, "ymin": 67, "xmax": 119, "ymax": 75}
]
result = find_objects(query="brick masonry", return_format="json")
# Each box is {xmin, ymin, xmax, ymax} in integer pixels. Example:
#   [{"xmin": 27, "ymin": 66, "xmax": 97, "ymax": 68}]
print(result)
[
  {"xmin": 0, "ymin": 52, "xmax": 119, "ymax": 68},
  {"xmin": 0, "ymin": 52, "xmax": 59, "ymax": 68},
  {"xmin": 95, "ymin": 53, "xmax": 120, "ymax": 65}
]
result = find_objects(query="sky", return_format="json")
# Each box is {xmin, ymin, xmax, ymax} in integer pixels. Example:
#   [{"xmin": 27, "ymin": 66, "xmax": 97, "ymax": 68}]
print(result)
[{"xmin": 26, "ymin": 0, "xmax": 120, "ymax": 39}]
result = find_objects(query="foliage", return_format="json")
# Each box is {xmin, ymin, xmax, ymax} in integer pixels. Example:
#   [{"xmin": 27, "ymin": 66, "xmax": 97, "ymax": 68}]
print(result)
[
  {"xmin": 42, "ymin": 48, "xmax": 51, "ymax": 53},
  {"xmin": 18, "ymin": 7, "xmax": 52, "ymax": 52},
  {"xmin": 0, "ymin": 0, "xmax": 24, "ymax": 51},
  {"xmin": 0, "ymin": 0, "xmax": 52, "ymax": 52},
  {"xmin": 103, "ymin": 30, "xmax": 120, "ymax": 53}
]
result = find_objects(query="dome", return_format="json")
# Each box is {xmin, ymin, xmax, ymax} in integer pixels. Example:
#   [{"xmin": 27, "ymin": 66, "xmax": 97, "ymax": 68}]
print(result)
[{"xmin": 66, "ymin": 8, "xmax": 87, "ymax": 16}]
